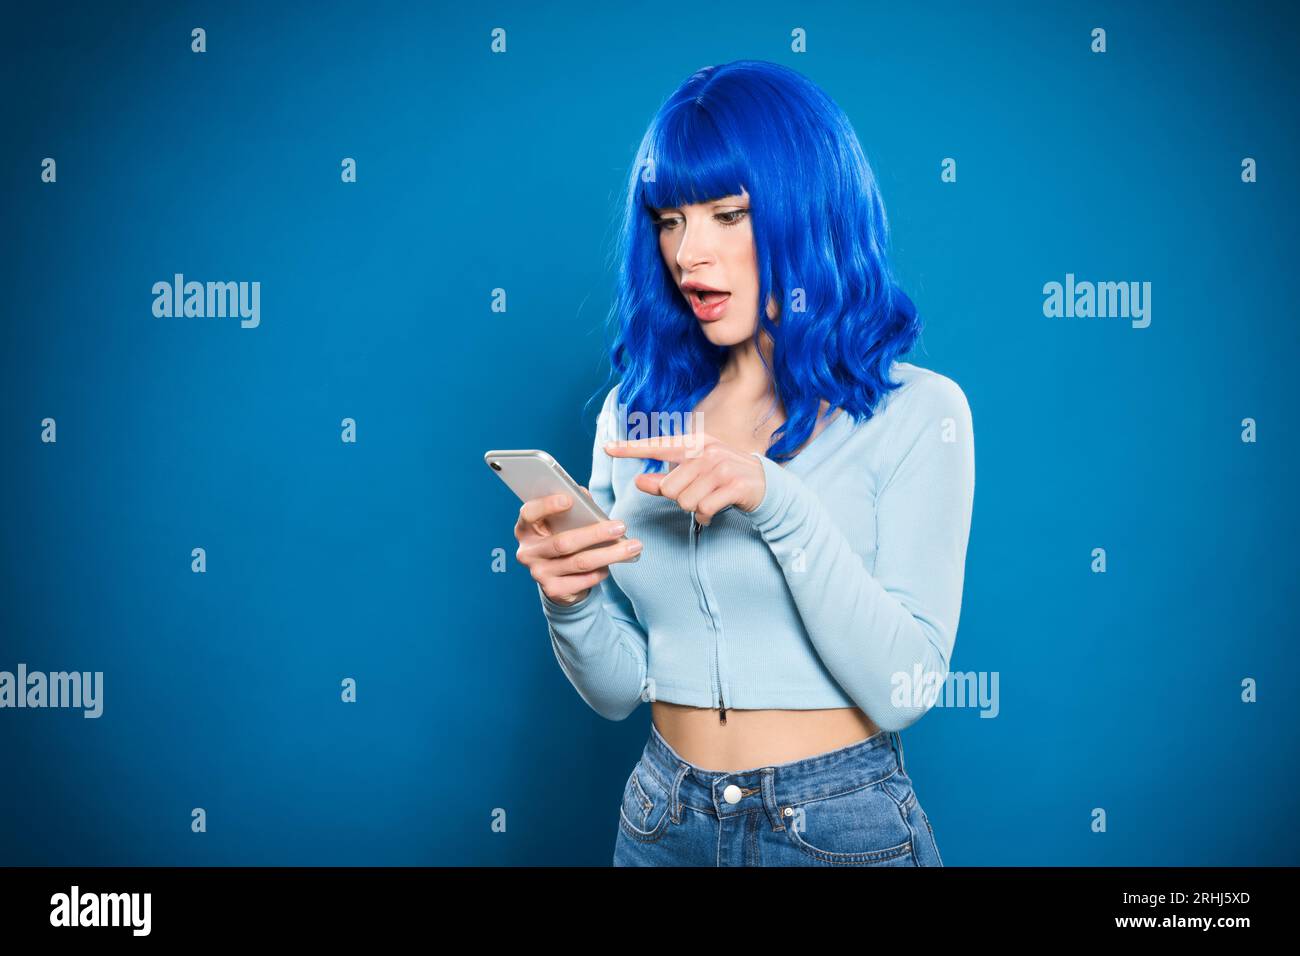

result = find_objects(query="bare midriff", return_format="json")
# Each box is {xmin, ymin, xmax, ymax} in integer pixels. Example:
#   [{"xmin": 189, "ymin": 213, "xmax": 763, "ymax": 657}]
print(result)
[{"xmin": 651, "ymin": 702, "xmax": 883, "ymax": 772}]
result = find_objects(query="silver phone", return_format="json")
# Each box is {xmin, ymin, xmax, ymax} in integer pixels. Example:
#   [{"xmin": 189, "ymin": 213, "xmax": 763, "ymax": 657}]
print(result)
[{"xmin": 483, "ymin": 448, "xmax": 639, "ymax": 560}]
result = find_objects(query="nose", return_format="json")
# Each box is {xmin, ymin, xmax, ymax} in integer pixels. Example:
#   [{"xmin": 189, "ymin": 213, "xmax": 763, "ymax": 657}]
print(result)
[{"xmin": 673, "ymin": 217, "xmax": 715, "ymax": 273}]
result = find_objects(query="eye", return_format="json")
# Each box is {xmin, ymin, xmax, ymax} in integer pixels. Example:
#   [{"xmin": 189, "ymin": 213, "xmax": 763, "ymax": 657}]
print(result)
[{"xmin": 651, "ymin": 209, "xmax": 748, "ymax": 231}]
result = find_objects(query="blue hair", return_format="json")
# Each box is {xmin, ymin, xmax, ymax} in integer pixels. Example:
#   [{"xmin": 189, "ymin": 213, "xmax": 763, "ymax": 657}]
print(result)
[{"xmin": 588, "ymin": 59, "xmax": 922, "ymax": 471}]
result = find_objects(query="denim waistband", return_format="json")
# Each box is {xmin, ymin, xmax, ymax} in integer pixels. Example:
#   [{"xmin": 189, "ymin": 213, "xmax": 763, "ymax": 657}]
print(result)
[{"xmin": 640, "ymin": 720, "xmax": 904, "ymax": 832}]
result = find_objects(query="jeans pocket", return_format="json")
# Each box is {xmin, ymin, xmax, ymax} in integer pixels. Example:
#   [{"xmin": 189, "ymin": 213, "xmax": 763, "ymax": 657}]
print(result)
[
  {"xmin": 781, "ymin": 780, "xmax": 914, "ymax": 866},
  {"xmin": 618, "ymin": 759, "xmax": 672, "ymax": 843},
  {"xmin": 888, "ymin": 774, "xmax": 944, "ymax": 867}
]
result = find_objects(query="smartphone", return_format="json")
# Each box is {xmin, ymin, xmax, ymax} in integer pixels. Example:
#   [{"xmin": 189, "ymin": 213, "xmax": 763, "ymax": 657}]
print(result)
[{"xmin": 483, "ymin": 449, "xmax": 639, "ymax": 561}]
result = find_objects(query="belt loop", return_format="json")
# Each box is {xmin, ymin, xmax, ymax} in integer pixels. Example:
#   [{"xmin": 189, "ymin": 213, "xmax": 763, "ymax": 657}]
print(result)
[
  {"xmin": 891, "ymin": 731, "xmax": 906, "ymax": 774},
  {"xmin": 670, "ymin": 762, "xmax": 690, "ymax": 824}
]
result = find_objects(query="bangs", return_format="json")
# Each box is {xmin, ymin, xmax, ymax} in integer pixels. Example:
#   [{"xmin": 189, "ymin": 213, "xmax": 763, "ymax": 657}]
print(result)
[{"xmin": 637, "ymin": 105, "xmax": 750, "ymax": 213}]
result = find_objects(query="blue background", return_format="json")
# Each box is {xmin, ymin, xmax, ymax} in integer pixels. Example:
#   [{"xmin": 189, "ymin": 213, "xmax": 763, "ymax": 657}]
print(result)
[{"xmin": 2, "ymin": 0, "xmax": 1296, "ymax": 865}]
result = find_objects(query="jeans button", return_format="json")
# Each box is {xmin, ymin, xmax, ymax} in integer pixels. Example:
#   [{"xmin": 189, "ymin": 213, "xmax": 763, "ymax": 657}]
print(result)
[{"xmin": 722, "ymin": 784, "xmax": 742, "ymax": 805}]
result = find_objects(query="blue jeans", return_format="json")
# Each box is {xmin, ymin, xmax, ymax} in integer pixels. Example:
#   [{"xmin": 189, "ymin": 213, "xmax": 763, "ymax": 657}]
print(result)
[{"xmin": 614, "ymin": 721, "xmax": 944, "ymax": 866}]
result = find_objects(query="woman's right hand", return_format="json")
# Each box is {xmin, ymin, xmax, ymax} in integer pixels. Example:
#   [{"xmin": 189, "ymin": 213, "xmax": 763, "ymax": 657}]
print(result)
[{"xmin": 514, "ymin": 488, "xmax": 643, "ymax": 606}]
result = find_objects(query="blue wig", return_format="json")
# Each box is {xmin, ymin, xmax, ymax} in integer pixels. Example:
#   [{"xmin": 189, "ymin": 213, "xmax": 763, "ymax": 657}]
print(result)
[{"xmin": 590, "ymin": 59, "xmax": 922, "ymax": 471}]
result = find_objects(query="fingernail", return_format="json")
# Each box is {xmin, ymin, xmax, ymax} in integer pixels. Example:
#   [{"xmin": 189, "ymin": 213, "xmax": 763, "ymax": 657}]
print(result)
[
  {"xmin": 556, "ymin": 495, "xmax": 569, "ymax": 507},
  {"xmin": 608, "ymin": 521, "xmax": 626, "ymax": 536},
  {"xmin": 626, "ymin": 540, "xmax": 642, "ymax": 554}
]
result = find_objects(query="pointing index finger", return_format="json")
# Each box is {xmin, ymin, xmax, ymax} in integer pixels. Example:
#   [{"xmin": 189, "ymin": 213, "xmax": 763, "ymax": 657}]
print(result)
[{"xmin": 604, "ymin": 434, "xmax": 707, "ymax": 461}]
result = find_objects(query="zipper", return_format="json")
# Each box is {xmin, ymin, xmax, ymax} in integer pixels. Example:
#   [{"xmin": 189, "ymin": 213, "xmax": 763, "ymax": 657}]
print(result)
[{"xmin": 691, "ymin": 512, "xmax": 727, "ymax": 724}]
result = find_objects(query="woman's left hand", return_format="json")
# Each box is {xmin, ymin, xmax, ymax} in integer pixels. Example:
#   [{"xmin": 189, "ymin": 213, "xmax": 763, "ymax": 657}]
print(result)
[{"xmin": 603, "ymin": 433, "xmax": 767, "ymax": 526}]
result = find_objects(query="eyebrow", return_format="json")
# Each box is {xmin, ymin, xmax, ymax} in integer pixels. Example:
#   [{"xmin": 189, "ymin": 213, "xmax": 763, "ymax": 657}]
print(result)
[{"xmin": 652, "ymin": 197, "xmax": 749, "ymax": 214}]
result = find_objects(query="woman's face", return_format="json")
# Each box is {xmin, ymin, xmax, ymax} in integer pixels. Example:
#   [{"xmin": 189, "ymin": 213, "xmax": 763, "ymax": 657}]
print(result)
[{"xmin": 653, "ymin": 188, "xmax": 776, "ymax": 346}]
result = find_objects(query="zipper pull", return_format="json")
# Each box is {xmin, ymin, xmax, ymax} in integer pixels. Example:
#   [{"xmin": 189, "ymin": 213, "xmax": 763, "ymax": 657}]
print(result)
[{"xmin": 719, "ymin": 705, "xmax": 727, "ymax": 725}]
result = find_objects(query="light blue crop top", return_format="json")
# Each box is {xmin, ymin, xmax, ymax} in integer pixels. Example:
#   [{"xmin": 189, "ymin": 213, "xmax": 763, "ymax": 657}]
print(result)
[{"xmin": 536, "ymin": 361, "xmax": 975, "ymax": 733}]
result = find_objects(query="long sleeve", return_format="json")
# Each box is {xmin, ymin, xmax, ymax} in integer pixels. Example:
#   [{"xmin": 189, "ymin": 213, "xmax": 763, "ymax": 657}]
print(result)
[
  {"xmin": 742, "ymin": 375, "xmax": 975, "ymax": 733},
  {"xmin": 536, "ymin": 386, "xmax": 649, "ymax": 721}
]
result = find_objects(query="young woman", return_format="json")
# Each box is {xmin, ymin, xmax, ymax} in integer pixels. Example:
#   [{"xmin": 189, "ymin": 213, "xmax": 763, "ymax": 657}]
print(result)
[{"xmin": 513, "ymin": 60, "xmax": 975, "ymax": 866}]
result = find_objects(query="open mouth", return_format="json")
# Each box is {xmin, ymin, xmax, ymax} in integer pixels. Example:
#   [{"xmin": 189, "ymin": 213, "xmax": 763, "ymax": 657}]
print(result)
[{"xmin": 687, "ymin": 287, "xmax": 732, "ymax": 322}]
